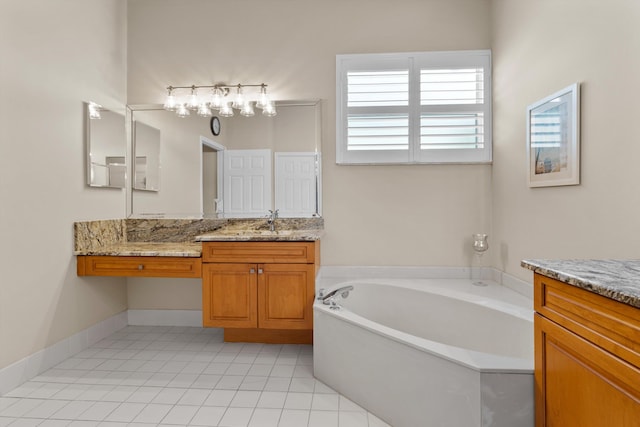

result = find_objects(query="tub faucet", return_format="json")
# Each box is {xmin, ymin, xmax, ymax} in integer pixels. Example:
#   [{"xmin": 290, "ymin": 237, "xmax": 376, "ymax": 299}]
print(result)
[
  {"xmin": 267, "ymin": 209, "xmax": 279, "ymax": 232},
  {"xmin": 321, "ymin": 285, "xmax": 354, "ymax": 305}
]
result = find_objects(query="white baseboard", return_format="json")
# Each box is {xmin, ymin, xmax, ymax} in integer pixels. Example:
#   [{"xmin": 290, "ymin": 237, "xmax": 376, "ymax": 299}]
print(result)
[
  {"xmin": 127, "ymin": 309, "xmax": 203, "ymax": 327},
  {"xmin": 0, "ymin": 311, "xmax": 128, "ymax": 396}
]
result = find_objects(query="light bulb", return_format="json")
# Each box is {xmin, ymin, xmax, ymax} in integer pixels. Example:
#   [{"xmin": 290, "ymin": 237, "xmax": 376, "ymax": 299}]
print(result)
[
  {"xmin": 176, "ymin": 103, "xmax": 190, "ymax": 118},
  {"xmin": 219, "ymin": 102, "xmax": 234, "ymax": 117},
  {"xmin": 232, "ymin": 85, "xmax": 244, "ymax": 109},
  {"xmin": 240, "ymin": 101, "xmax": 255, "ymax": 117},
  {"xmin": 256, "ymin": 85, "xmax": 269, "ymax": 109},
  {"xmin": 187, "ymin": 87, "xmax": 199, "ymax": 111},
  {"xmin": 262, "ymin": 100, "xmax": 277, "ymax": 117},
  {"xmin": 163, "ymin": 87, "xmax": 177, "ymax": 111}
]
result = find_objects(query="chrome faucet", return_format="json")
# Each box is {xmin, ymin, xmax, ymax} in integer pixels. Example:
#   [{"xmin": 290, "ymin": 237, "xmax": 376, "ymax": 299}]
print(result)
[
  {"xmin": 267, "ymin": 209, "xmax": 279, "ymax": 232},
  {"xmin": 319, "ymin": 285, "xmax": 354, "ymax": 306}
]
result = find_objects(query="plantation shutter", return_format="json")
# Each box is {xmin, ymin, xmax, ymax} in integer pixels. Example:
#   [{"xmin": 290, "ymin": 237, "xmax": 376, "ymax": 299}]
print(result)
[{"xmin": 337, "ymin": 51, "xmax": 491, "ymax": 164}]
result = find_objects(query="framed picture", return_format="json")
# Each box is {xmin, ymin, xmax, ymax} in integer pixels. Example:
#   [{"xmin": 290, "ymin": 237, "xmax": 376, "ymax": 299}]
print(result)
[{"xmin": 526, "ymin": 83, "xmax": 580, "ymax": 187}]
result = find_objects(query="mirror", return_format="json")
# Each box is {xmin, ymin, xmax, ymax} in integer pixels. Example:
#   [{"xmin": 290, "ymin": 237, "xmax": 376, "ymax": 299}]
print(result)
[
  {"xmin": 133, "ymin": 121, "xmax": 161, "ymax": 191},
  {"xmin": 127, "ymin": 100, "xmax": 321, "ymax": 218},
  {"xmin": 86, "ymin": 103, "xmax": 126, "ymax": 188}
]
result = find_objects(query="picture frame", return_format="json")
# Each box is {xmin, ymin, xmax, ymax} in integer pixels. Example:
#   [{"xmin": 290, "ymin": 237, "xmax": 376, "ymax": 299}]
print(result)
[{"xmin": 526, "ymin": 83, "xmax": 580, "ymax": 187}]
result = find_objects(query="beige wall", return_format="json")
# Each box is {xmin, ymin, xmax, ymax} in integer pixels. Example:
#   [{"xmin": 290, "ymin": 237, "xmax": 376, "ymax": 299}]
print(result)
[
  {"xmin": 126, "ymin": 0, "xmax": 492, "ymax": 309},
  {"xmin": 491, "ymin": 0, "xmax": 640, "ymax": 281},
  {"xmin": 127, "ymin": 0, "xmax": 493, "ymax": 264},
  {"xmin": 0, "ymin": 0, "xmax": 129, "ymax": 370},
  {"xmin": 8, "ymin": 0, "xmax": 636, "ymax": 370}
]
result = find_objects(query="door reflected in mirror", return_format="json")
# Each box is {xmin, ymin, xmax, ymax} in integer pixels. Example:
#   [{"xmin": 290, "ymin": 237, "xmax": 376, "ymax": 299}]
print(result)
[
  {"xmin": 128, "ymin": 100, "xmax": 322, "ymax": 218},
  {"xmin": 86, "ymin": 103, "xmax": 126, "ymax": 188}
]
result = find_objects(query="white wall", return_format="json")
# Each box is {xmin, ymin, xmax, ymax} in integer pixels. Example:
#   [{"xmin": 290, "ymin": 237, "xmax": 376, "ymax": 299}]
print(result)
[
  {"xmin": 0, "ymin": 0, "xmax": 129, "ymax": 371},
  {"xmin": 491, "ymin": 0, "xmax": 640, "ymax": 281}
]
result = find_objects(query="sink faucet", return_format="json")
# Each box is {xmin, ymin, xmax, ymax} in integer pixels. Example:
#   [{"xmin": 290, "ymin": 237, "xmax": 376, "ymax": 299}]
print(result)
[{"xmin": 267, "ymin": 209, "xmax": 279, "ymax": 232}]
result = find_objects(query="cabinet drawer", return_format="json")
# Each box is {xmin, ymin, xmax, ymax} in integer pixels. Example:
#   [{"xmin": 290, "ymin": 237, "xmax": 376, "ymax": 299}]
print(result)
[
  {"xmin": 77, "ymin": 256, "xmax": 202, "ymax": 278},
  {"xmin": 534, "ymin": 274, "xmax": 640, "ymax": 368},
  {"xmin": 202, "ymin": 241, "xmax": 316, "ymax": 263}
]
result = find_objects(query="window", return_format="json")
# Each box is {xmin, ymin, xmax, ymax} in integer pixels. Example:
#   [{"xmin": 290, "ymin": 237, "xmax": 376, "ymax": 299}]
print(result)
[{"xmin": 336, "ymin": 50, "xmax": 492, "ymax": 164}]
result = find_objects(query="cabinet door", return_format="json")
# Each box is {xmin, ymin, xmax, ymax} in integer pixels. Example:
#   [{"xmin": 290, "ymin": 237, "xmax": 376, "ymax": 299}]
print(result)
[
  {"xmin": 202, "ymin": 263, "xmax": 257, "ymax": 328},
  {"xmin": 257, "ymin": 263, "xmax": 314, "ymax": 330},
  {"xmin": 536, "ymin": 314, "xmax": 640, "ymax": 427}
]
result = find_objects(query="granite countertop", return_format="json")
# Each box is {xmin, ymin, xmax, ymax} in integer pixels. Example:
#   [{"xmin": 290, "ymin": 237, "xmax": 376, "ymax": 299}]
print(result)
[
  {"xmin": 522, "ymin": 259, "xmax": 640, "ymax": 309},
  {"xmin": 196, "ymin": 229, "xmax": 323, "ymax": 242},
  {"xmin": 74, "ymin": 242, "xmax": 202, "ymax": 257},
  {"xmin": 74, "ymin": 218, "xmax": 324, "ymax": 257}
]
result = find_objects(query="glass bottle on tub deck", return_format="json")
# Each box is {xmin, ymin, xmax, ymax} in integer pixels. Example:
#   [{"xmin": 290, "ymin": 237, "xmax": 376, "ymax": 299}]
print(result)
[{"xmin": 472, "ymin": 233, "xmax": 488, "ymax": 286}]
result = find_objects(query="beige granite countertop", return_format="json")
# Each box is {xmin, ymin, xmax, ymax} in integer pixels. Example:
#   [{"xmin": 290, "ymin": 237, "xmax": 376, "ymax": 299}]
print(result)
[
  {"xmin": 196, "ymin": 229, "xmax": 323, "ymax": 242},
  {"xmin": 75, "ymin": 242, "xmax": 202, "ymax": 257},
  {"xmin": 74, "ymin": 217, "xmax": 323, "ymax": 257},
  {"xmin": 522, "ymin": 259, "xmax": 640, "ymax": 309}
]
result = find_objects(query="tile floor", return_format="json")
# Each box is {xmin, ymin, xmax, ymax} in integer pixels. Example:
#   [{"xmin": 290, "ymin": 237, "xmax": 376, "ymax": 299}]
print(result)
[{"xmin": 0, "ymin": 326, "xmax": 391, "ymax": 427}]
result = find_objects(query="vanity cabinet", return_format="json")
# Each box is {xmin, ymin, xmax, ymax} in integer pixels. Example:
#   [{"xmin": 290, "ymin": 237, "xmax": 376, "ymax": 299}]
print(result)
[
  {"xmin": 77, "ymin": 255, "xmax": 201, "ymax": 278},
  {"xmin": 534, "ymin": 274, "xmax": 640, "ymax": 427},
  {"xmin": 201, "ymin": 241, "xmax": 319, "ymax": 343}
]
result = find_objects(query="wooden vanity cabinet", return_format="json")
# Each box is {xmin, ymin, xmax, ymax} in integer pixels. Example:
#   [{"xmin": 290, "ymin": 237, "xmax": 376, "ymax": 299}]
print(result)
[
  {"xmin": 201, "ymin": 241, "xmax": 319, "ymax": 344},
  {"xmin": 534, "ymin": 274, "xmax": 640, "ymax": 427}
]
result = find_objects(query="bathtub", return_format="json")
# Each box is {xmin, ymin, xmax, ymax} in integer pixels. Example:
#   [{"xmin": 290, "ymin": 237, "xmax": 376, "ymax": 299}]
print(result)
[{"xmin": 313, "ymin": 270, "xmax": 534, "ymax": 427}]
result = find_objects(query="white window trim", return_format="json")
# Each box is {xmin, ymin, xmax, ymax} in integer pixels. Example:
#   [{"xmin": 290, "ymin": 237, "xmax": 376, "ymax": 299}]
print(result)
[{"xmin": 336, "ymin": 50, "xmax": 492, "ymax": 165}]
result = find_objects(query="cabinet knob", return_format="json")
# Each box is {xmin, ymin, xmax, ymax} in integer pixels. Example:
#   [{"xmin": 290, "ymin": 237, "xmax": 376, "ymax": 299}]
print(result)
[
  {"xmin": 250, "ymin": 268, "xmax": 256, "ymax": 274},
  {"xmin": 138, "ymin": 264, "xmax": 144, "ymax": 270},
  {"xmin": 258, "ymin": 268, "xmax": 264, "ymax": 274}
]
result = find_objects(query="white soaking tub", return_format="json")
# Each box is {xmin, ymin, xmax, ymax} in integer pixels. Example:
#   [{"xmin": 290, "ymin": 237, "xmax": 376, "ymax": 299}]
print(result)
[{"xmin": 313, "ymin": 271, "xmax": 534, "ymax": 427}]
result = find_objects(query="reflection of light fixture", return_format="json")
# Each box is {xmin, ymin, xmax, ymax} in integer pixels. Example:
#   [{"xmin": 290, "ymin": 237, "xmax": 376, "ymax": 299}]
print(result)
[
  {"xmin": 197, "ymin": 102, "xmax": 212, "ymax": 117},
  {"xmin": 240, "ymin": 101, "xmax": 255, "ymax": 117},
  {"xmin": 88, "ymin": 102, "xmax": 102, "ymax": 119},
  {"xmin": 262, "ymin": 100, "xmax": 277, "ymax": 117},
  {"xmin": 176, "ymin": 103, "xmax": 190, "ymax": 118},
  {"xmin": 162, "ymin": 83, "xmax": 276, "ymax": 118},
  {"xmin": 255, "ymin": 84, "xmax": 269, "ymax": 109},
  {"xmin": 219, "ymin": 102, "xmax": 234, "ymax": 117}
]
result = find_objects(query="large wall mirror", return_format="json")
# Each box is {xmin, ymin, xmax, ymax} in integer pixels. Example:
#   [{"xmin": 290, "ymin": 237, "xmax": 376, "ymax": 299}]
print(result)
[
  {"xmin": 85, "ymin": 103, "xmax": 127, "ymax": 188},
  {"xmin": 127, "ymin": 100, "xmax": 322, "ymax": 218}
]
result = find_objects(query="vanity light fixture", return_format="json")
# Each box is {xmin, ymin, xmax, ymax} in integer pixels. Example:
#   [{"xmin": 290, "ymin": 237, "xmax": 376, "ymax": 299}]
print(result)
[
  {"xmin": 232, "ymin": 85, "xmax": 245, "ymax": 109},
  {"xmin": 163, "ymin": 83, "xmax": 276, "ymax": 118},
  {"xmin": 186, "ymin": 86, "xmax": 200, "ymax": 111},
  {"xmin": 163, "ymin": 87, "xmax": 178, "ymax": 111}
]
